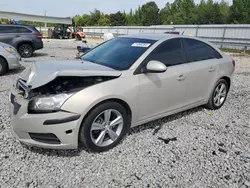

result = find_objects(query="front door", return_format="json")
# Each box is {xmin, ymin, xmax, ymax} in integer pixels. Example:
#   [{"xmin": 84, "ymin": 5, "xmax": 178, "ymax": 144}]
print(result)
[{"xmin": 136, "ymin": 38, "xmax": 189, "ymax": 121}]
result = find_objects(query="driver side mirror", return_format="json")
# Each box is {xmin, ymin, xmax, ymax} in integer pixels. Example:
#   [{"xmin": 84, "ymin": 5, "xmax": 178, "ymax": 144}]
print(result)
[{"xmin": 144, "ymin": 60, "xmax": 167, "ymax": 73}]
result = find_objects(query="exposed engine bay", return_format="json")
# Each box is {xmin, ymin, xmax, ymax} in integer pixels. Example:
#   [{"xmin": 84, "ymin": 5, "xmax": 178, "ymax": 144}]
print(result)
[{"xmin": 27, "ymin": 76, "xmax": 117, "ymax": 98}]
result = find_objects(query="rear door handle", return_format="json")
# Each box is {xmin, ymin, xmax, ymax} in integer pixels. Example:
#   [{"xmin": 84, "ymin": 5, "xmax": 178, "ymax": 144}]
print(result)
[
  {"xmin": 177, "ymin": 74, "xmax": 186, "ymax": 81},
  {"xmin": 209, "ymin": 67, "xmax": 216, "ymax": 72},
  {"xmin": 15, "ymin": 35, "xmax": 20, "ymax": 37}
]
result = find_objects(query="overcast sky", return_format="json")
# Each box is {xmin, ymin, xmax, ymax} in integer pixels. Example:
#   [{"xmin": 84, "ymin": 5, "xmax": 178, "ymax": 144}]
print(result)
[{"xmin": 0, "ymin": 0, "xmax": 233, "ymax": 17}]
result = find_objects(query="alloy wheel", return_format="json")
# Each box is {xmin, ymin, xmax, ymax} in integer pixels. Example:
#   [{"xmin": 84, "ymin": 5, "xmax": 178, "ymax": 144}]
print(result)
[
  {"xmin": 90, "ymin": 109, "xmax": 124, "ymax": 147},
  {"xmin": 213, "ymin": 83, "xmax": 227, "ymax": 107},
  {"xmin": 19, "ymin": 45, "xmax": 32, "ymax": 57}
]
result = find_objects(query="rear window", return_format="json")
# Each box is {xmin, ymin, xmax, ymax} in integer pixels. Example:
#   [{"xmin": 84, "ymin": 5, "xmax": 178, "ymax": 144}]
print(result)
[
  {"xmin": 0, "ymin": 26, "xmax": 18, "ymax": 33},
  {"xmin": 18, "ymin": 27, "xmax": 32, "ymax": 33}
]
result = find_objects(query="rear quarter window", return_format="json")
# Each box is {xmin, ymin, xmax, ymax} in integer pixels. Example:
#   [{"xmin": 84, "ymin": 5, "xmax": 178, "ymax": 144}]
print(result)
[
  {"xmin": 18, "ymin": 27, "xmax": 32, "ymax": 33},
  {"xmin": 184, "ymin": 38, "xmax": 222, "ymax": 62},
  {"xmin": 31, "ymin": 27, "xmax": 41, "ymax": 33}
]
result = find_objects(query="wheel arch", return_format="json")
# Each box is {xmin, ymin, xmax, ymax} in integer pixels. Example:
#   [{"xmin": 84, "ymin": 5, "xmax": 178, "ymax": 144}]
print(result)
[
  {"xmin": 77, "ymin": 98, "xmax": 133, "ymax": 143},
  {"xmin": 81, "ymin": 98, "xmax": 132, "ymax": 126},
  {"xmin": 17, "ymin": 41, "xmax": 34, "ymax": 50},
  {"xmin": 206, "ymin": 76, "xmax": 231, "ymax": 104},
  {"xmin": 220, "ymin": 76, "xmax": 231, "ymax": 90},
  {"xmin": 0, "ymin": 55, "xmax": 9, "ymax": 70}
]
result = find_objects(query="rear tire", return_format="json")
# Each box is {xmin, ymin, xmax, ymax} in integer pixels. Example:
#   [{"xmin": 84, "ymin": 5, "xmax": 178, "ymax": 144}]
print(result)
[
  {"xmin": 205, "ymin": 79, "xmax": 229, "ymax": 110},
  {"xmin": 0, "ymin": 57, "xmax": 8, "ymax": 76},
  {"xmin": 18, "ymin": 44, "xmax": 33, "ymax": 58},
  {"xmin": 79, "ymin": 102, "xmax": 129, "ymax": 152}
]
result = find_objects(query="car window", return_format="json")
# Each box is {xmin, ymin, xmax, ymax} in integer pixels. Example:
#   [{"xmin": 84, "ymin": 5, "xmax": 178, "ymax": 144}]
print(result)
[
  {"xmin": 18, "ymin": 27, "xmax": 32, "ymax": 33},
  {"xmin": 82, "ymin": 37, "xmax": 156, "ymax": 70},
  {"xmin": 145, "ymin": 38, "xmax": 186, "ymax": 66},
  {"xmin": 0, "ymin": 26, "xmax": 18, "ymax": 33},
  {"xmin": 31, "ymin": 27, "xmax": 41, "ymax": 33},
  {"xmin": 184, "ymin": 38, "xmax": 222, "ymax": 62}
]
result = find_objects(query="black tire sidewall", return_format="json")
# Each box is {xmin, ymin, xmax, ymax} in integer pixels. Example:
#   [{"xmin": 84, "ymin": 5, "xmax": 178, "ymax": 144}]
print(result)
[
  {"xmin": 210, "ymin": 79, "xmax": 229, "ymax": 110},
  {"xmin": 0, "ymin": 57, "xmax": 8, "ymax": 75},
  {"xmin": 79, "ymin": 102, "xmax": 129, "ymax": 152},
  {"xmin": 18, "ymin": 44, "xmax": 33, "ymax": 58}
]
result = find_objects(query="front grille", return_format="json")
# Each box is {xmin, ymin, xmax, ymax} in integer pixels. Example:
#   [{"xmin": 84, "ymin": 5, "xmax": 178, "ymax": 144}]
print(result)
[{"xmin": 29, "ymin": 133, "xmax": 61, "ymax": 144}]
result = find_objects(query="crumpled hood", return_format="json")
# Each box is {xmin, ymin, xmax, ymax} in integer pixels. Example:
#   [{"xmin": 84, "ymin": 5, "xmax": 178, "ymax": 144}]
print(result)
[{"xmin": 19, "ymin": 60, "xmax": 122, "ymax": 89}]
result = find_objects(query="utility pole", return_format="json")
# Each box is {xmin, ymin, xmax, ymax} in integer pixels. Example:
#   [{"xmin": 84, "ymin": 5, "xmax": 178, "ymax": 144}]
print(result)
[{"xmin": 44, "ymin": 9, "xmax": 47, "ymax": 27}]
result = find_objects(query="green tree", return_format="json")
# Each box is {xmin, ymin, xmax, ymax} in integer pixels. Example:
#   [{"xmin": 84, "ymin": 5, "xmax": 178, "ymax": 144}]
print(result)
[
  {"xmin": 196, "ymin": 0, "xmax": 228, "ymax": 24},
  {"xmin": 134, "ymin": 6, "xmax": 143, "ymax": 25},
  {"xmin": 82, "ymin": 14, "xmax": 90, "ymax": 26},
  {"xmin": 140, "ymin": 1, "xmax": 162, "ymax": 26},
  {"xmin": 126, "ymin": 9, "xmax": 136, "ymax": 26},
  {"xmin": 88, "ymin": 9, "xmax": 101, "ymax": 26},
  {"xmin": 109, "ymin": 11, "xmax": 126, "ymax": 26},
  {"xmin": 229, "ymin": 0, "xmax": 250, "ymax": 24},
  {"xmin": 73, "ymin": 15, "xmax": 83, "ymax": 26},
  {"xmin": 99, "ymin": 14, "xmax": 110, "ymax": 26},
  {"xmin": 160, "ymin": 2, "xmax": 172, "ymax": 24},
  {"xmin": 219, "ymin": 0, "xmax": 230, "ymax": 24}
]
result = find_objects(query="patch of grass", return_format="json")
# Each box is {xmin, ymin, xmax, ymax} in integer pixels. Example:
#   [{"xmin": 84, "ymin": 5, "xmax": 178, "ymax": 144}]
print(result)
[{"xmin": 220, "ymin": 48, "xmax": 250, "ymax": 55}]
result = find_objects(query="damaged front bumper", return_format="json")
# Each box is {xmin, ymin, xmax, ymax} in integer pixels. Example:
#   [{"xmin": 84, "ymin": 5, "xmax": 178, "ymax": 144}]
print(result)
[{"xmin": 9, "ymin": 85, "xmax": 82, "ymax": 149}]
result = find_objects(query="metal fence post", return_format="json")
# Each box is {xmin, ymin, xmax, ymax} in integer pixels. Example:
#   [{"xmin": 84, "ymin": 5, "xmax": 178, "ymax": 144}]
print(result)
[
  {"xmin": 195, "ymin": 25, "xmax": 199, "ymax": 37},
  {"xmin": 221, "ymin": 26, "xmax": 227, "ymax": 49},
  {"xmin": 244, "ymin": 46, "xmax": 247, "ymax": 53}
]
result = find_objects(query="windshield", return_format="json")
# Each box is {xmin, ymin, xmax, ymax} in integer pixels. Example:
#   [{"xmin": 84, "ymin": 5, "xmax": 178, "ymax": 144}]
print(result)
[{"xmin": 81, "ymin": 37, "xmax": 156, "ymax": 70}]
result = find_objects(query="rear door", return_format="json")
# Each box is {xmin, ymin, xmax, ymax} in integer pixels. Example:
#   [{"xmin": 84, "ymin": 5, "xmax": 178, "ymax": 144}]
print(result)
[
  {"xmin": 0, "ymin": 26, "xmax": 18, "ymax": 46},
  {"xmin": 16, "ymin": 26, "xmax": 34, "ymax": 43},
  {"xmin": 182, "ymin": 38, "xmax": 222, "ymax": 104}
]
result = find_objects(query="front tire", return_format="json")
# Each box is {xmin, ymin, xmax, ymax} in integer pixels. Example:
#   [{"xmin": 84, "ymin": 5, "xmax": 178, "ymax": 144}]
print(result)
[
  {"xmin": 0, "ymin": 57, "xmax": 8, "ymax": 76},
  {"xmin": 79, "ymin": 102, "xmax": 129, "ymax": 152},
  {"xmin": 205, "ymin": 79, "xmax": 229, "ymax": 110},
  {"xmin": 18, "ymin": 44, "xmax": 33, "ymax": 58}
]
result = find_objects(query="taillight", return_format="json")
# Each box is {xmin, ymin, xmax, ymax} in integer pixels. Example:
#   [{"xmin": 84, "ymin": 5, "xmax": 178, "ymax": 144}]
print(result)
[
  {"xmin": 35, "ymin": 33, "xmax": 42, "ymax": 38},
  {"xmin": 232, "ymin": 59, "xmax": 235, "ymax": 67}
]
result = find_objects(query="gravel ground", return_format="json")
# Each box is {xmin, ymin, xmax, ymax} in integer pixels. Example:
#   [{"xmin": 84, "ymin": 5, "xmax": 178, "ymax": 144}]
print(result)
[{"xmin": 0, "ymin": 39, "xmax": 250, "ymax": 188}]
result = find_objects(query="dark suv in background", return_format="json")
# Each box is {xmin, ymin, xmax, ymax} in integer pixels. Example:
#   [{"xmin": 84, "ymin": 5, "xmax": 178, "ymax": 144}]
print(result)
[{"xmin": 0, "ymin": 24, "xmax": 43, "ymax": 58}]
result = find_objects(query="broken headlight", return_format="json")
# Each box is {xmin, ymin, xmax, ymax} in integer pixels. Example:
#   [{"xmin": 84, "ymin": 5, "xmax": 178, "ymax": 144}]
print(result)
[{"xmin": 28, "ymin": 93, "xmax": 74, "ymax": 113}]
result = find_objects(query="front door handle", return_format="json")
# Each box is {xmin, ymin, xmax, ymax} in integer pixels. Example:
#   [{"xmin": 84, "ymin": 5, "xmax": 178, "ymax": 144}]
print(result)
[
  {"xmin": 177, "ymin": 74, "xmax": 186, "ymax": 81},
  {"xmin": 209, "ymin": 67, "xmax": 216, "ymax": 72},
  {"xmin": 15, "ymin": 35, "xmax": 20, "ymax": 37}
]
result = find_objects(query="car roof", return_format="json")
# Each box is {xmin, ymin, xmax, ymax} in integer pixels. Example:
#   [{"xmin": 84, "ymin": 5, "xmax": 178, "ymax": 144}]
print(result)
[
  {"xmin": 118, "ymin": 33, "xmax": 222, "ymax": 53},
  {"xmin": 118, "ymin": 33, "xmax": 182, "ymax": 41},
  {"xmin": 119, "ymin": 33, "xmax": 217, "ymax": 47},
  {"xmin": 0, "ymin": 24, "xmax": 36, "ymax": 28}
]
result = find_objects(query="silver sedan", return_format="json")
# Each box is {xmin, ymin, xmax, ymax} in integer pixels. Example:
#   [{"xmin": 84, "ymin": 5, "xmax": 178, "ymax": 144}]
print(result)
[
  {"xmin": 0, "ymin": 42, "xmax": 21, "ymax": 75},
  {"xmin": 9, "ymin": 34, "xmax": 235, "ymax": 152}
]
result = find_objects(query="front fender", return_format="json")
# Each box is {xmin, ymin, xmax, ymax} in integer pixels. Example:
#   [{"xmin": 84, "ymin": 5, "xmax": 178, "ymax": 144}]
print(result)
[{"xmin": 61, "ymin": 76, "xmax": 139, "ymax": 126}]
